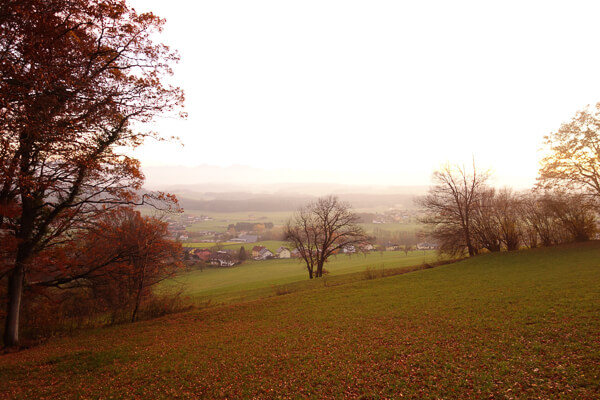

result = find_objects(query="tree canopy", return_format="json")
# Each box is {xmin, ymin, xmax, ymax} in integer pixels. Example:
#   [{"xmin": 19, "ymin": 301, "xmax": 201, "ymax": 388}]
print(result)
[
  {"xmin": 538, "ymin": 103, "xmax": 600, "ymax": 198},
  {"xmin": 0, "ymin": 0, "xmax": 184, "ymax": 347}
]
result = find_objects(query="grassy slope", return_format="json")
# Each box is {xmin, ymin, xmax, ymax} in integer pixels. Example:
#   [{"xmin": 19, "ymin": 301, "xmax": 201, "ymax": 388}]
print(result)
[
  {"xmin": 2, "ymin": 242, "xmax": 600, "ymax": 399},
  {"xmin": 170, "ymin": 250, "xmax": 439, "ymax": 304}
]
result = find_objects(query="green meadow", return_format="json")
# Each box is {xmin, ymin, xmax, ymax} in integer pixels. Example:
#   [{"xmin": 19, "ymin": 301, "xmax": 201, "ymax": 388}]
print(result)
[
  {"xmin": 2, "ymin": 242, "xmax": 599, "ymax": 398},
  {"xmin": 177, "ymin": 210, "xmax": 422, "ymax": 237},
  {"xmin": 181, "ymin": 211, "xmax": 293, "ymax": 233},
  {"xmin": 171, "ymin": 250, "xmax": 439, "ymax": 304},
  {"xmin": 182, "ymin": 240, "xmax": 287, "ymax": 252}
]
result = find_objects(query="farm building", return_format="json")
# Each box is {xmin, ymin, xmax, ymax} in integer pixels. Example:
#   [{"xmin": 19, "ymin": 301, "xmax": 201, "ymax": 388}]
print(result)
[
  {"xmin": 276, "ymin": 247, "xmax": 291, "ymax": 259},
  {"xmin": 255, "ymin": 248, "xmax": 274, "ymax": 260},
  {"xmin": 210, "ymin": 252, "xmax": 236, "ymax": 267}
]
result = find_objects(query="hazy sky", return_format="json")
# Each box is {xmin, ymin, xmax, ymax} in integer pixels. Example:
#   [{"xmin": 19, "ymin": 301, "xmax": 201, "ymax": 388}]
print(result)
[{"xmin": 129, "ymin": 0, "xmax": 600, "ymax": 188}]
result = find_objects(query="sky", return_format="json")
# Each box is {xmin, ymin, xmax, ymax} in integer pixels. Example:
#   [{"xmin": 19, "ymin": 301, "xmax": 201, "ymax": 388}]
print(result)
[{"xmin": 128, "ymin": 0, "xmax": 600, "ymax": 189}]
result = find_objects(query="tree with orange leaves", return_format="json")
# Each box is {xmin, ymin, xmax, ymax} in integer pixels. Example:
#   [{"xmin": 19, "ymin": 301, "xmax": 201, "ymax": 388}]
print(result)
[
  {"xmin": 538, "ymin": 103, "xmax": 600, "ymax": 198},
  {"xmin": 0, "ymin": 0, "xmax": 184, "ymax": 347},
  {"xmin": 58, "ymin": 208, "xmax": 182, "ymax": 323}
]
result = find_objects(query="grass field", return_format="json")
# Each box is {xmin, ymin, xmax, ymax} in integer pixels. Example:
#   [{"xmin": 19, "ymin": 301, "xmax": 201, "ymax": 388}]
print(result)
[
  {"xmin": 181, "ymin": 211, "xmax": 293, "ymax": 233},
  {"xmin": 182, "ymin": 240, "xmax": 287, "ymax": 252},
  {"xmin": 2, "ymin": 242, "xmax": 599, "ymax": 398},
  {"xmin": 170, "ymin": 250, "xmax": 439, "ymax": 304},
  {"xmin": 178, "ymin": 210, "xmax": 423, "ymax": 236}
]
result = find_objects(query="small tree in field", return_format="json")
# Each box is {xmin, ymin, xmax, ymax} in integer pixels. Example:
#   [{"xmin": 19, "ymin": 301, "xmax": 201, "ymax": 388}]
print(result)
[{"xmin": 285, "ymin": 196, "xmax": 367, "ymax": 279}]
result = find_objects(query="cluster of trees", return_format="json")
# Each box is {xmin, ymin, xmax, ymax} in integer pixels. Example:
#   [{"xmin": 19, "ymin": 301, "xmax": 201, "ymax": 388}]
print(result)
[
  {"xmin": 14, "ymin": 209, "xmax": 182, "ymax": 339},
  {"xmin": 418, "ymin": 164, "xmax": 596, "ymax": 256},
  {"xmin": 420, "ymin": 102, "xmax": 600, "ymax": 256},
  {"xmin": 0, "ymin": 0, "xmax": 184, "ymax": 347}
]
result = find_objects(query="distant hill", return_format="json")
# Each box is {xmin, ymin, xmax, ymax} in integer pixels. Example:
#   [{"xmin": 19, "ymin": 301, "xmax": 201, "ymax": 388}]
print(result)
[
  {"xmin": 141, "ymin": 165, "xmax": 428, "ymax": 211},
  {"xmin": 171, "ymin": 190, "xmax": 425, "ymax": 212}
]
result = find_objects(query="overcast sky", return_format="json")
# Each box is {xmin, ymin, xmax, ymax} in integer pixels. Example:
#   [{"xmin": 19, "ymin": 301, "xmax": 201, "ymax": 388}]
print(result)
[{"xmin": 128, "ymin": 0, "xmax": 600, "ymax": 188}]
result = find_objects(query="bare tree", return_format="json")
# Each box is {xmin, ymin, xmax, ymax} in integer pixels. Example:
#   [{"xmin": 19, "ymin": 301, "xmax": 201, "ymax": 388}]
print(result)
[
  {"xmin": 520, "ymin": 193, "xmax": 564, "ymax": 247},
  {"xmin": 544, "ymin": 192, "xmax": 596, "ymax": 243},
  {"xmin": 492, "ymin": 188, "xmax": 522, "ymax": 251},
  {"xmin": 418, "ymin": 162, "xmax": 490, "ymax": 257},
  {"xmin": 471, "ymin": 188, "xmax": 502, "ymax": 252},
  {"xmin": 285, "ymin": 196, "xmax": 367, "ymax": 279}
]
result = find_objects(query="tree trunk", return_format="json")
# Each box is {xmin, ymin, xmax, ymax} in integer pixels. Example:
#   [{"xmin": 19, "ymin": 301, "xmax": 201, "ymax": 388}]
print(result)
[
  {"xmin": 3, "ymin": 262, "xmax": 25, "ymax": 347},
  {"xmin": 316, "ymin": 261, "xmax": 323, "ymax": 278}
]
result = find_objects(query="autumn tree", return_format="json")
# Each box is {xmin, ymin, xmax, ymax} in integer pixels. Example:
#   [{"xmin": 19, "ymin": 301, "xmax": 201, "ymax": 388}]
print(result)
[
  {"xmin": 538, "ymin": 103, "xmax": 600, "ymax": 198},
  {"xmin": 82, "ymin": 209, "xmax": 183, "ymax": 323},
  {"xmin": 285, "ymin": 196, "xmax": 367, "ymax": 279},
  {"xmin": 418, "ymin": 162, "xmax": 490, "ymax": 257},
  {"xmin": 0, "ymin": 0, "xmax": 184, "ymax": 347}
]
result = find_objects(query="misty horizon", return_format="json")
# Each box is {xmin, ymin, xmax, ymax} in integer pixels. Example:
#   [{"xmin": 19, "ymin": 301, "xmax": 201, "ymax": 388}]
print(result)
[{"xmin": 141, "ymin": 164, "xmax": 537, "ymax": 193}]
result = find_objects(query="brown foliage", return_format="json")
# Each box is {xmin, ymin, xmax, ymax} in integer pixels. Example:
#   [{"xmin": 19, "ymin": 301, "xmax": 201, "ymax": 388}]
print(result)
[
  {"xmin": 538, "ymin": 103, "xmax": 600, "ymax": 197},
  {"xmin": 1, "ymin": 208, "xmax": 184, "ymax": 342},
  {"xmin": 0, "ymin": 0, "xmax": 184, "ymax": 346}
]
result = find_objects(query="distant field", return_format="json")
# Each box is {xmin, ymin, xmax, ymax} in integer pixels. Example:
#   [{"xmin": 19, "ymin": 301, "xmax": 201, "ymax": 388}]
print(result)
[
  {"xmin": 182, "ymin": 241, "xmax": 238, "ymax": 248},
  {"xmin": 181, "ymin": 211, "xmax": 293, "ymax": 232},
  {"xmin": 178, "ymin": 210, "xmax": 423, "ymax": 235},
  {"xmin": 181, "ymin": 240, "xmax": 287, "ymax": 252},
  {"xmin": 5, "ymin": 243, "xmax": 599, "ymax": 398},
  {"xmin": 359, "ymin": 221, "xmax": 422, "ymax": 234},
  {"xmin": 170, "ymin": 250, "xmax": 439, "ymax": 304}
]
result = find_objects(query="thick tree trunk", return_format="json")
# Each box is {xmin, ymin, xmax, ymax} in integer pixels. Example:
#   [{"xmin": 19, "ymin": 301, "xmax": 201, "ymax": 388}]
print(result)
[{"xmin": 3, "ymin": 262, "xmax": 25, "ymax": 347}]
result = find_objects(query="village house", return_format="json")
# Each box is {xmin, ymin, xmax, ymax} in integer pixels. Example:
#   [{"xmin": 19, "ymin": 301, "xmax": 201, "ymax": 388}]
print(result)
[
  {"xmin": 385, "ymin": 242, "xmax": 400, "ymax": 251},
  {"xmin": 361, "ymin": 243, "xmax": 375, "ymax": 251},
  {"xmin": 417, "ymin": 242, "xmax": 438, "ymax": 250},
  {"xmin": 342, "ymin": 245, "xmax": 356, "ymax": 254},
  {"xmin": 255, "ymin": 247, "xmax": 274, "ymax": 260},
  {"xmin": 231, "ymin": 234, "xmax": 258, "ymax": 243},
  {"xmin": 210, "ymin": 252, "xmax": 236, "ymax": 267},
  {"xmin": 276, "ymin": 247, "xmax": 291, "ymax": 259},
  {"xmin": 190, "ymin": 248, "xmax": 212, "ymax": 262},
  {"xmin": 252, "ymin": 245, "xmax": 266, "ymax": 258}
]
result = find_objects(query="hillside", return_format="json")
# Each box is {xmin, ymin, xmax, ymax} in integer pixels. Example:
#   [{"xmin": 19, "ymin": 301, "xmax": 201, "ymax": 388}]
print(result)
[{"xmin": 2, "ymin": 242, "xmax": 600, "ymax": 398}]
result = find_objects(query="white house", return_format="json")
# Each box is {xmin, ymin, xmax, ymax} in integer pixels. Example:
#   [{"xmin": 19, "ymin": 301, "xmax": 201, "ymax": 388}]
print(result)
[
  {"xmin": 276, "ymin": 247, "xmax": 291, "ymax": 259},
  {"xmin": 255, "ymin": 248, "xmax": 274, "ymax": 260}
]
